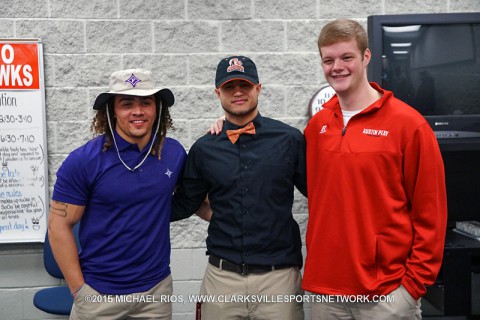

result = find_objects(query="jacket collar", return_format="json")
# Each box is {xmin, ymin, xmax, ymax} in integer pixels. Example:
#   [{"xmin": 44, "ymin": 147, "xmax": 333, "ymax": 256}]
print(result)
[{"xmin": 323, "ymin": 82, "xmax": 392, "ymax": 118}]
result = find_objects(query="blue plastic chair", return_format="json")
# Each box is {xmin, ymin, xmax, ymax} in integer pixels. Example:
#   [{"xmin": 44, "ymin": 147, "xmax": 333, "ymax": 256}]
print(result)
[{"xmin": 33, "ymin": 225, "xmax": 80, "ymax": 315}]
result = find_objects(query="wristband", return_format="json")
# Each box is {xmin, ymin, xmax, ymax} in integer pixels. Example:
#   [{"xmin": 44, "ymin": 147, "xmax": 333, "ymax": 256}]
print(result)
[{"xmin": 71, "ymin": 283, "xmax": 85, "ymax": 297}]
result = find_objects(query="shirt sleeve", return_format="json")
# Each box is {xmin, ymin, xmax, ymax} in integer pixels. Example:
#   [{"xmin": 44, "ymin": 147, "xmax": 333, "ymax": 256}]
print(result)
[
  {"xmin": 170, "ymin": 144, "xmax": 210, "ymax": 222},
  {"xmin": 294, "ymin": 131, "xmax": 307, "ymax": 197},
  {"xmin": 52, "ymin": 151, "xmax": 90, "ymax": 206},
  {"xmin": 401, "ymin": 123, "xmax": 447, "ymax": 299}
]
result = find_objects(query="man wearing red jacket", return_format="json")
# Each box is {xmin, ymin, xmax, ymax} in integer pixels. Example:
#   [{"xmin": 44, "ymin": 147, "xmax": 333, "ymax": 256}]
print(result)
[{"xmin": 303, "ymin": 19, "xmax": 447, "ymax": 319}]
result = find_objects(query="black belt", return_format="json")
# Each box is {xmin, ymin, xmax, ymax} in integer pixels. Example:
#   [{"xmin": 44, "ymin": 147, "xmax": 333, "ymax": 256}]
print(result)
[{"xmin": 208, "ymin": 255, "xmax": 294, "ymax": 276}]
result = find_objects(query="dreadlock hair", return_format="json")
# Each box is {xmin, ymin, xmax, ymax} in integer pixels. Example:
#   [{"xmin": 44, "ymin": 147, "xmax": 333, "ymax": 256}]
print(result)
[{"xmin": 90, "ymin": 95, "xmax": 175, "ymax": 159}]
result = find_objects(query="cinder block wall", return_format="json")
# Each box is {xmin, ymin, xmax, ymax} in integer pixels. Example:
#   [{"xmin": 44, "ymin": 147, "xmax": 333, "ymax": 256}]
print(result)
[{"xmin": 0, "ymin": 0, "xmax": 478, "ymax": 319}]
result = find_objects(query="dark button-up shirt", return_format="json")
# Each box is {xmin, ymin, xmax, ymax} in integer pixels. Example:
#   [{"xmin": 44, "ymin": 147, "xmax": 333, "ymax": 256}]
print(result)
[{"xmin": 172, "ymin": 113, "xmax": 307, "ymax": 267}]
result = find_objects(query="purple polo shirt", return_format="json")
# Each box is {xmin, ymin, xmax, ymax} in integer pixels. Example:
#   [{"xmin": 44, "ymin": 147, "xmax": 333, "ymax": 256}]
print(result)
[{"xmin": 52, "ymin": 131, "xmax": 186, "ymax": 294}]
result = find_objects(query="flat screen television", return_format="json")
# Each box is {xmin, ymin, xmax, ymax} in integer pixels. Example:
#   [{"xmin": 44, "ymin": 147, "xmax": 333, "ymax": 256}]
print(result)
[{"xmin": 367, "ymin": 12, "xmax": 480, "ymax": 151}]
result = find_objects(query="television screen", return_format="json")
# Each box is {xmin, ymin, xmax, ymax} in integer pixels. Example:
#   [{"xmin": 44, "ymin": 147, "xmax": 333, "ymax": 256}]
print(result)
[
  {"xmin": 370, "ymin": 15, "xmax": 480, "ymax": 116},
  {"xmin": 382, "ymin": 23, "xmax": 480, "ymax": 117},
  {"xmin": 368, "ymin": 13, "xmax": 480, "ymax": 148}
]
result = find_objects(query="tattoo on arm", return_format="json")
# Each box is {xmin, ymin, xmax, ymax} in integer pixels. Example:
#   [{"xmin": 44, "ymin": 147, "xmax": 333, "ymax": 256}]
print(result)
[{"xmin": 51, "ymin": 201, "xmax": 68, "ymax": 217}]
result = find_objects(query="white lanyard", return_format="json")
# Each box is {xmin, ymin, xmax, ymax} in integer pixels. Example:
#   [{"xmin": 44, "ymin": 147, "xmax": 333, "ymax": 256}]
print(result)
[{"xmin": 106, "ymin": 103, "xmax": 161, "ymax": 172}]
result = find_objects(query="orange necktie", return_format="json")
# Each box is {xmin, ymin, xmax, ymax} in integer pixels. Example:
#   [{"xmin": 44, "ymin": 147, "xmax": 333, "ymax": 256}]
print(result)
[{"xmin": 226, "ymin": 122, "xmax": 256, "ymax": 144}]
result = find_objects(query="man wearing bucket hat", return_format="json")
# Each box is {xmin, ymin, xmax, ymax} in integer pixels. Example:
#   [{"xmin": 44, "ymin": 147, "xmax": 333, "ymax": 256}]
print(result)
[
  {"xmin": 171, "ymin": 56, "xmax": 307, "ymax": 319},
  {"xmin": 48, "ymin": 69, "xmax": 188, "ymax": 319}
]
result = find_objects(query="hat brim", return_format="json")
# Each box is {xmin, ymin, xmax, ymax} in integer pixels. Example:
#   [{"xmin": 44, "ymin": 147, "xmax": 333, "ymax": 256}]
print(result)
[
  {"xmin": 93, "ymin": 88, "xmax": 174, "ymax": 110},
  {"xmin": 216, "ymin": 75, "xmax": 259, "ymax": 89}
]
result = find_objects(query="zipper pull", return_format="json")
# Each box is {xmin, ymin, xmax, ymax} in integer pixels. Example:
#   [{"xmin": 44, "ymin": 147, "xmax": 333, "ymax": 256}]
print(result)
[{"xmin": 342, "ymin": 127, "xmax": 347, "ymax": 136}]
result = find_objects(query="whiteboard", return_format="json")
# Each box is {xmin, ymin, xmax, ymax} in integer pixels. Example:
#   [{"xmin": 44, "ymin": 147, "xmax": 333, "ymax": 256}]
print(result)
[{"xmin": 0, "ymin": 39, "xmax": 48, "ymax": 243}]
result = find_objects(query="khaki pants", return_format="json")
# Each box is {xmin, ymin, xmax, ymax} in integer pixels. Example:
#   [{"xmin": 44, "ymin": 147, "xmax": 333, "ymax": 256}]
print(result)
[
  {"xmin": 311, "ymin": 285, "xmax": 422, "ymax": 320},
  {"xmin": 70, "ymin": 275, "xmax": 173, "ymax": 320},
  {"xmin": 199, "ymin": 263, "xmax": 304, "ymax": 320}
]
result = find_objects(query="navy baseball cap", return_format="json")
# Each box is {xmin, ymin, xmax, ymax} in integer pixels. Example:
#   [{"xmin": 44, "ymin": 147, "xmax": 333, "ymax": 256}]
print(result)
[{"xmin": 215, "ymin": 56, "xmax": 259, "ymax": 88}]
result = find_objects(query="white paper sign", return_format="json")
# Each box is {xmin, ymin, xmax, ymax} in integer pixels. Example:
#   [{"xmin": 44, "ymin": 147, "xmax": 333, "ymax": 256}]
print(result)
[{"xmin": 0, "ymin": 39, "xmax": 48, "ymax": 243}]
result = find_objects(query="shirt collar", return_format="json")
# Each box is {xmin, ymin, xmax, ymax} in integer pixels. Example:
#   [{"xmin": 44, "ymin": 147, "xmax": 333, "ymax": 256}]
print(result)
[
  {"xmin": 111, "ymin": 129, "xmax": 156, "ymax": 153},
  {"xmin": 323, "ymin": 82, "xmax": 391, "ymax": 117},
  {"xmin": 224, "ymin": 112, "xmax": 262, "ymax": 130},
  {"xmin": 224, "ymin": 113, "xmax": 262, "ymax": 140}
]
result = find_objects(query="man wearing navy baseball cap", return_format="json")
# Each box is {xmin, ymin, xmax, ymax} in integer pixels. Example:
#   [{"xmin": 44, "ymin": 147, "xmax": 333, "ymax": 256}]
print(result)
[{"xmin": 172, "ymin": 56, "xmax": 307, "ymax": 319}]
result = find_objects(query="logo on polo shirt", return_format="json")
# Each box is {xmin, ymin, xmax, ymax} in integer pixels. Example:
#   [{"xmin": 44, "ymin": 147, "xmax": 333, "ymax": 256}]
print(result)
[
  {"xmin": 227, "ymin": 58, "xmax": 244, "ymax": 73},
  {"xmin": 165, "ymin": 169, "xmax": 173, "ymax": 178},
  {"xmin": 319, "ymin": 125, "xmax": 327, "ymax": 134},
  {"xmin": 362, "ymin": 128, "xmax": 389, "ymax": 137}
]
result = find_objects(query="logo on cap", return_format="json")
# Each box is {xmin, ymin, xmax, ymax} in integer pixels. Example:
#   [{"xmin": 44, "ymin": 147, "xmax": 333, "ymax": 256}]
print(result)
[
  {"xmin": 227, "ymin": 58, "xmax": 244, "ymax": 73},
  {"xmin": 125, "ymin": 74, "xmax": 142, "ymax": 88}
]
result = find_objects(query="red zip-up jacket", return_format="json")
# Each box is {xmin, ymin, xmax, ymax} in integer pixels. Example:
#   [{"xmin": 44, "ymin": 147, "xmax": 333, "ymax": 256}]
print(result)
[{"xmin": 303, "ymin": 83, "xmax": 447, "ymax": 300}]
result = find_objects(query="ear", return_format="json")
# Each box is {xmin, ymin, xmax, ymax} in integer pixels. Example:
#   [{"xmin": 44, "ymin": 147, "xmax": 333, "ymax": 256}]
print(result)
[
  {"xmin": 214, "ymin": 88, "xmax": 220, "ymax": 98},
  {"xmin": 363, "ymin": 48, "xmax": 372, "ymax": 66},
  {"xmin": 256, "ymin": 83, "xmax": 262, "ymax": 94}
]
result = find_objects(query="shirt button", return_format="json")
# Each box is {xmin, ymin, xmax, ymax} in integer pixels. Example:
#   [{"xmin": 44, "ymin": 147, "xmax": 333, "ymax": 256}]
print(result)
[
  {"xmin": 242, "ymin": 144, "xmax": 247, "ymax": 149},
  {"xmin": 244, "ymin": 210, "xmax": 249, "ymax": 215},
  {"xmin": 243, "ymin": 165, "xmax": 248, "ymax": 170}
]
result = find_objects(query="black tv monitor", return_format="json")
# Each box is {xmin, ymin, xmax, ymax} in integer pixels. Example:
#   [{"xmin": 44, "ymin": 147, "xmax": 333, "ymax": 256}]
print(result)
[
  {"xmin": 442, "ymin": 149, "xmax": 480, "ymax": 227},
  {"xmin": 367, "ymin": 12, "xmax": 480, "ymax": 151}
]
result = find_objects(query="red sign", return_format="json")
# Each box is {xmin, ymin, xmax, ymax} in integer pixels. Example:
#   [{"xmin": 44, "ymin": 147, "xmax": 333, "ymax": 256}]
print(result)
[{"xmin": 0, "ymin": 43, "xmax": 40, "ymax": 90}]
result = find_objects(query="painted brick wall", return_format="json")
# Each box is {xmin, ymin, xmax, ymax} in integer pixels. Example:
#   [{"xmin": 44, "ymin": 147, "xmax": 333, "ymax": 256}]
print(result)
[{"xmin": 0, "ymin": 0, "xmax": 479, "ymax": 319}]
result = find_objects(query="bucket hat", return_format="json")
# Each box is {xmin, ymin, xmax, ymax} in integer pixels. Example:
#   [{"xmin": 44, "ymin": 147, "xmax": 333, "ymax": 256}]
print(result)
[{"xmin": 93, "ymin": 69, "xmax": 174, "ymax": 110}]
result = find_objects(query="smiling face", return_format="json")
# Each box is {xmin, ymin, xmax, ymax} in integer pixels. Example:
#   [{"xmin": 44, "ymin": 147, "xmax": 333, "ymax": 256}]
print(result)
[
  {"xmin": 113, "ymin": 94, "xmax": 157, "ymax": 150},
  {"xmin": 320, "ymin": 39, "xmax": 371, "ymax": 97},
  {"xmin": 215, "ymin": 79, "xmax": 261, "ymax": 126}
]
